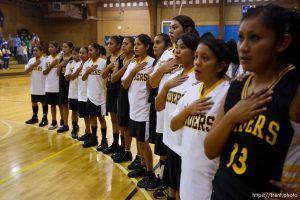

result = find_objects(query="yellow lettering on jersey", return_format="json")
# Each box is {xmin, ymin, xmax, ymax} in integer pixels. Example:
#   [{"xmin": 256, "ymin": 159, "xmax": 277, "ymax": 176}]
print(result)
[
  {"xmin": 133, "ymin": 73, "xmax": 148, "ymax": 81},
  {"xmin": 184, "ymin": 115, "xmax": 215, "ymax": 131},
  {"xmin": 166, "ymin": 91, "xmax": 184, "ymax": 105},
  {"xmin": 252, "ymin": 115, "xmax": 265, "ymax": 139},
  {"xmin": 245, "ymin": 118, "xmax": 255, "ymax": 133},
  {"xmin": 226, "ymin": 143, "xmax": 248, "ymax": 175},
  {"xmin": 266, "ymin": 121, "xmax": 279, "ymax": 145},
  {"xmin": 33, "ymin": 66, "xmax": 43, "ymax": 71}
]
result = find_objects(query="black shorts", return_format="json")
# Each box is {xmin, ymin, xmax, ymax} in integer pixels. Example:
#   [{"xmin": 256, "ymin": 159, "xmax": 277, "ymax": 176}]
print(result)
[
  {"xmin": 154, "ymin": 133, "xmax": 167, "ymax": 156},
  {"xmin": 163, "ymin": 147, "xmax": 181, "ymax": 190},
  {"xmin": 59, "ymin": 76, "xmax": 69, "ymax": 105},
  {"xmin": 78, "ymin": 101, "xmax": 88, "ymax": 118},
  {"xmin": 31, "ymin": 95, "xmax": 46, "ymax": 103},
  {"xmin": 68, "ymin": 99, "xmax": 78, "ymax": 111},
  {"xmin": 129, "ymin": 119, "xmax": 149, "ymax": 142},
  {"xmin": 149, "ymin": 102, "xmax": 157, "ymax": 144},
  {"xmin": 87, "ymin": 99, "xmax": 105, "ymax": 117},
  {"xmin": 106, "ymin": 87, "xmax": 119, "ymax": 114},
  {"xmin": 46, "ymin": 92, "xmax": 59, "ymax": 105},
  {"xmin": 118, "ymin": 114, "xmax": 129, "ymax": 127}
]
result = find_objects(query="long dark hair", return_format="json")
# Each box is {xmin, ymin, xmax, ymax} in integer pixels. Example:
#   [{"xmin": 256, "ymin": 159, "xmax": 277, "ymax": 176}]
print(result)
[{"xmin": 242, "ymin": 4, "xmax": 300, "ymax": 68}]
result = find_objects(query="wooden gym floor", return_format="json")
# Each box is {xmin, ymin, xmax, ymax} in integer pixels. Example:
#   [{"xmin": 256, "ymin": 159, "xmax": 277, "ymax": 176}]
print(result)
[{"xmin": 0, "ymin": 75, "xmax": 159, "ymax": 200}]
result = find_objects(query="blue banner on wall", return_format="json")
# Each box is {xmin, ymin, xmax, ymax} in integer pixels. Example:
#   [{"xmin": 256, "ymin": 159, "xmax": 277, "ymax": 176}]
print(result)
[{"xmin": 162, "ymin": 25, "xmax": 239, "ymax": 42}]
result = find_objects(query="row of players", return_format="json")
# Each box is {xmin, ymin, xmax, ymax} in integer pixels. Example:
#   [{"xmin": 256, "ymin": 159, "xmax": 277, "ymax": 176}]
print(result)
[{"xmin": 24, "ymin": 4, "xmax": 300, "ymax": 200}]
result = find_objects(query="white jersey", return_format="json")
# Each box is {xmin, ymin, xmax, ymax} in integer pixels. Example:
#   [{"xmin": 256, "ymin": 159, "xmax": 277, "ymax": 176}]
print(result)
[
  {"xmin": 163, "ymin": 68, "xmax": 196, "ymax": 156},
  {"xmin": 122, "ymin": 56, "xmax": 155, "ymax": 122},
  {"xmin": 77, "ymin": 60, "xmax": 89, "ymax": 102},
  {"xmin": 281, "ymin": 120, "xmax": 300, "ymax": 191},
  {"xmin": 84, "ymin": 58, "xmax": 106, "ymax": 106},
  {"xmin": 43, "ymin": 55, "xmax": 59, "ymax": 93},
  {"xmin": 173, "ymin": 80, "xmax": 229, "ymax": 200},
  {"xmin": 150, "ymin": 48, "xmax": 174, "ymax": 133},
  {"xmin": 25, "ymin": 57, "xmax": 46, "ymax": 95},
  {"xmin": 65, "ymin": 60, "xmax": 79, "ymax": 99}
]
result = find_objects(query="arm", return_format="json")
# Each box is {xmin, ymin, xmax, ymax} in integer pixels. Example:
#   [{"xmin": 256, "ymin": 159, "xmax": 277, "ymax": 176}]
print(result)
[
  {"xmin": 155, "ymin": 75, "xmax": 188, "ymax": 112},
  {"xmin": 149, "ymin": 59, "xmax": 178, "ymax": 88},
  {"xmin": 204, "ymin": 89, "xmax": 273, "ymax": 160},
  {"xmin": 155, "ymin": 83, "xmax": 171, "ymax": 112},
  {"xmin": 82, "ymin": 66, "xmax": 94, "ymax": 81},
  {"xmin": 121, "ymin": 69, "xmax": 138, "ymax": 89},
  {"xmin": 121, "ymin": 62, "xmax": 146, "ymax": 89},
  {"xmin": 24, "ymin": 60, "xmax": 40, "ymax": 73},
  {"xmin": 111, "ymin": 60, "xmax": 129, "ymax": 83},
  {"xmin": 170, "ymin": 97, "xmax": 213, "ymax": 131},
  {"xmin": 71, "ymin": 63, "xmax": 84, "ymax": 80},
  {"xmin": 102, "ymin": 63, "xmax": 114, "ymax": 79},
  {"xmin": 290, "ymin": 85, "xmax": 300, "ymax": 123}
]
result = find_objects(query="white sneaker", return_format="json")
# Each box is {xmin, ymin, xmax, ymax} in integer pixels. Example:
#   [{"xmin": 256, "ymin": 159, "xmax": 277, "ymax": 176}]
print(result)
[{"xmin": 48, "ymin": 123, "xmax": 58, "ymax": 130}]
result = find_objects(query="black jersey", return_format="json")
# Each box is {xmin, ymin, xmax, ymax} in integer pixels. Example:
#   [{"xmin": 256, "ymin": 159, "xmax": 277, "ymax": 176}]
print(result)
[
  {"xmin": 59, "ymin": 57, "xmax": 72, "ymax": 87},
  {"xmin": 212, "ymin": 66, "xmax": 300, "ymax": 200},
  {"xmin": 106, "ymin": 55, "xmax": 121, "ymax": 90},
  {"xmin": 117, "ymin": 58, "xmax": 129, "ymax": 117}
]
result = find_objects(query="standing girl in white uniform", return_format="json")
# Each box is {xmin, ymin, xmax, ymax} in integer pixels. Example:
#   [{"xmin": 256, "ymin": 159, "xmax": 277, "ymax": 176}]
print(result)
[
  {"xmin": 24, "ymin": 45, "xmax": 48, "ymax": 127},
  {"xmin": 72, "ymin": 47, "xmax": 91, "ymax": 142},
  {"xmin": 149, "ymin": 15, "xmax": 198, "ymax": 198},
  {"xmin": 43, "ymin": 41, "xmax": 60, "ymax": 130},
  {"xmin": 121, "ymin": 34, "xmax": 156, "ymax": 186},
  {"xmin": 170, "ymin": 38, "xmax": 238, "ymax": 200},
  {"xmin": 155, "ymin": 32, "xmax": 199, "ymax": 200},
  {"xmin": 82, "ymin": 43, "xmax": 107, "ymax": 149},
  {"xmin": 65, "ymin": 47, "xmax": 80, "ymax": 139}
]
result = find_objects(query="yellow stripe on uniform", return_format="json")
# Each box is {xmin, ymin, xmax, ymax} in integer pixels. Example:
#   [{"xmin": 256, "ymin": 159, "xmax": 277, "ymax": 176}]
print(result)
[
  {"xmin": 283, "ymin": 165, "xmax": 300, "ymax": 172},
  {"xmin": 281, "ymin": 175, "xmax": 300, "ymax": 184}
]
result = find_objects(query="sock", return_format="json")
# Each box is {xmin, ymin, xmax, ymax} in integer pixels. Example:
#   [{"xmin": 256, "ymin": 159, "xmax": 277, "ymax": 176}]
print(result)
[
  {"xmin": 60, "ymin": 119, "xmax": 64, "ymax": 126},
  {"xmin": 52, "ymin": 120, "xmax": 57, "ymax": 125},
  {"xmin": 120, "ymin": 136, "xmax": 125, "ymax": 148},
  {"xmin": 159, "ymin": 164, "xmax": 165, "ymax": 179},
  {"xmin": 113, "ymin": 133, "xmax": 119, "ymax": 144},
  {"xmin": 85, "ymin": 128, "xmax": 91, "ymax": 134},
  {"xmin": 42, "ymin": 105, "xmax": 48, "ymax": 117},
  {"xmin": 32, "ymin": 106, "xmax": 38, "ymax": 117},
  {"xmin": 101, "ymin": 128, "xmax": 107, "ymax": 139},
  {"xmin": 92, "ymin": 126, "xmax": 97, "ymax": 138},
  {"xmin": 72, "ymin": 121, "xmax": 78, "ymax": 129}
]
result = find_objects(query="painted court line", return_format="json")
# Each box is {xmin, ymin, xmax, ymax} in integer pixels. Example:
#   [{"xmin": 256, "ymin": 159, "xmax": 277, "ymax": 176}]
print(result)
[
  {"xmin": 0, "ymin": 142, "xmax": 80, "ymax": 185},
  {"xmin": 1, "ymin": 119, "xmax": 154, "ymax": 200},
  {"xmin": 0, "ymin": 119, "xmax": 13, "ymax": 140}
]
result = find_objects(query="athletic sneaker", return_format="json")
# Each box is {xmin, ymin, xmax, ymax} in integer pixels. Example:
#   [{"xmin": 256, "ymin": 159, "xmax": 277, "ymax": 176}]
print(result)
[
  {"xmin": 25, "ymin": 116, "xmax": 38, "ymax": 124},
  {"xmin": 78, "ymin": 133, "xmax": 92, "ymax": 141},
  {"xmin": 96, "ymin": 139, "xmax": 108, "ymax": 152},
  {"xmin": 145, "ymin": 174, "xmax": 162, "ymax": 190},
  {"xmin": 57, "ymin": 125, "xmax": 69, "ymax": 133},
  {"xmin": 111, "ymin": 146, "xmax": 125, "ymax": 159},
  {"xmin": 128, "ymin": 155, "xmax": 141, "ymax": 170},
  {"xmin": 128, "ymin": 166, "xmax": 146, "ymax": 178},
  {"xmin": 38, "ymin": 117, "xmax": 48, "ymax": 127},
  {"xmin": 48, "ymin": 120, "xmax": 58, "ymax": 130},
  {"xmin": 153, "ymin": 185, "xmax": 168, "ymax": 199},
  {"xmin": 137, "ymin": 171, "xmax": 156, "ymax": 188},
  {"xmin": 82, "ymin": 136, "xmax": 98, "ymax": 148},
  {"xmin": 113, "ymin": 151, "xmax": 132, "ymax": 163},
  {"xmin": 102, "ymin": 142, "xmax": 119, "ymax": 154},
  {"xmin": 71, "ymin": 125, "xmax": 79, "ymax": 139}
]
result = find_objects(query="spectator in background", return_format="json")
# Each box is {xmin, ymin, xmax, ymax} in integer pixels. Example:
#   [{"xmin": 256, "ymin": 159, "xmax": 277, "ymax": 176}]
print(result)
[
  {"xmin": 21, "ymin": 41, "xmax": 28, "ymax": 64},
  {"xmin": 17, "ymin": 42, "xmax": 24, "ymax": 64},
  {"xmin": 25, "ymin": 36, "xmax": 32, "ymax": 59},
  {"xmin": 13, "ymin": 34, "xmax": 21, "ymax": 58},
  {"xmin": 7, "ymin": 34, "xmax": 14, "ymax": 56},
  {"xmin": 1, "ymin": 42, "xmax": 11, "ymax": 69}
]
